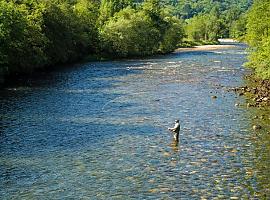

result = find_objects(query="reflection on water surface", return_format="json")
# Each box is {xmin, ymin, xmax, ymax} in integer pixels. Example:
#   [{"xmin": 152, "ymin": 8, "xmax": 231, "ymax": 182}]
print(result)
[{"xmin": 1, "ymin": 44, "xmax": 270, "ymax": 199}]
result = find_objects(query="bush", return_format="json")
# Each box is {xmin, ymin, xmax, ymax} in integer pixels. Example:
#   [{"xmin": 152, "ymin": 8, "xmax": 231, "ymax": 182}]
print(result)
[
  {"xmin": 246, "ymin": 36, "xmax": 270, "ymax": 79},
  {"xmin": 245, "ymin": 0, "xmax": 270, "ymax": 79},
  {"xmin": 185, "ymin": 12, "xmax": 220, "ymax": 42},
  {"xmin": 100, "ymin": 7, "xmax": 160, "ymax": 57},
  {"xmin": 159, "ymin": 16, "xmax": 184, "ymax": 53},
  {"xmin": 43, "ymin": 1, "xmax": 98, "ymax": 65},
  {"xmin": 100, "ymin": 1, "xmax": 185, "ymax": 57},
  {"xmin": 0, "ymin": 0, "xmax": 47, "ymax": 74}
]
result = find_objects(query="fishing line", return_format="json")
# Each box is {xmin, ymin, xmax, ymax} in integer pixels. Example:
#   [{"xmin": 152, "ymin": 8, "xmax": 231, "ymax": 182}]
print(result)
[
  {"xmin": 101, "ymin": 91, "xmax": 177, "ymax": 113},
  {"xmin": 101, "ymin": 91, "xmax": 149, "ymax": 112}
]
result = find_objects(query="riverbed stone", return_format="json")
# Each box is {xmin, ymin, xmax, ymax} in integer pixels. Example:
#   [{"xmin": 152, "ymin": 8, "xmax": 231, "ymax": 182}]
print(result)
[
  {"xmin": 247, "ymin": 103, "xmax": 252, "ymax": 107},
  {"xmin": 253, "ymin": 125, "xmax": 262, "ymax": 130}
]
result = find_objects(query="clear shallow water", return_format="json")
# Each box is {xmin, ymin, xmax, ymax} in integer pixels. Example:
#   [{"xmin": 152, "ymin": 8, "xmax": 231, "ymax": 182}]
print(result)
[{"xmin": 1, "ymin": 43, "xmax": 270, "ymax": 199}]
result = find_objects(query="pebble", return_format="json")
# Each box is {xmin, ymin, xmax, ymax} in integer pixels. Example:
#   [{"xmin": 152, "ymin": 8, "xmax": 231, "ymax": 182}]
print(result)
[
  {"xmin": 256, "ymin": 98, "xmax": 262, "ymax": 102},
  {"xmin": 253, "ymin": 125, "xmax": 262, "ymax": 130},
  {"xmin": 163, "ymin": 152, "xmax": 170, "ymax": 157}
]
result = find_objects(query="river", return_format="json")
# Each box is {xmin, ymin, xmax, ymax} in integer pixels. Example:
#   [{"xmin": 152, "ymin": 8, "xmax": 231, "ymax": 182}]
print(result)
[{"xmin": 0, "ymin": 43, "xmax": 270, "ymax": 199}]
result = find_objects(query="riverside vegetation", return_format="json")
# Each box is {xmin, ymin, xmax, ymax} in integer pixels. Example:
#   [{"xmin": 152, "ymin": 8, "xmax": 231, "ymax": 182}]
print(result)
[
  {"xmin": 233, "ymin": 0, "xmax": 270, "ymax": 107},
  {"xmin": 1, "ymin": 0, "xmax": 253, "ymax": 83}
]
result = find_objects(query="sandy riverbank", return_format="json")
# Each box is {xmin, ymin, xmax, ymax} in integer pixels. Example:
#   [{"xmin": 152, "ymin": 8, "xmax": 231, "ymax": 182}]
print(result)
[
  {"xmin": 175, "ymin": 44, "xmax": 236, "ymax": 53},
  {"xmin": 175, "ymin": 39, "xmax": 239, "ymax": 53}
]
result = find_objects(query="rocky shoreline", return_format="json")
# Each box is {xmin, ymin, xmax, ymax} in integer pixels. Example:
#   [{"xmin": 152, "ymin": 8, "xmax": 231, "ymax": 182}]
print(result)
[
  {"xmin": 231, "ymin": 76, "xmax": 270, "ymax": 108},
  {"xmin": 228, "ymin": 75, "xmax": 270, "ymax": 132}
]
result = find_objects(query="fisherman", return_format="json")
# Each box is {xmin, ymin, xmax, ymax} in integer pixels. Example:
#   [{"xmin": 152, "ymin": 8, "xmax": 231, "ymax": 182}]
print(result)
[{"xmin": 168, "ymin": 119, "xmax": 180, "ymax": 142}]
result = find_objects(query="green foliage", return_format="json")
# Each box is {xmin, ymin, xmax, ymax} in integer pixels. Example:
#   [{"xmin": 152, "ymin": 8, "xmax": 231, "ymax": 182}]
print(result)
[
  {"xmin": 185, "ymin": 12, "xmax": 221, "ymax": 42},
  {"xmin": 142, "ymin": 0, "xmax": 166, "ymax": 34},
  {"xmin": 155, "ymin": 0, "xmax": 252, "ymax": 39},
  {"xmin": 98, "ymin": 0, "xmax": 114, "ymax": 26},
  {"xmin": 246, "ymin": 0, "xmax": 270, "ymax": 47},
  {"xmin": 99, "ymin": 1, "xmax": 185, "ymax": 57},
  {"xmin": 98, "ymin": 0, "xmax": 133, "ymax": 26},
  {"xmin": 0, "ymin": 0, "xmax": 47, "ymax": 74},
  {"xmin": 142, "ymin": 1, "xmax": 185, "ymax": 53},
  {"xmin": 0, "ymin": 0, "xmax": 99, "ymax": 78},
  {"xmin": 230, "ymin": 14, "xmax": 247, "ymax": 40},
  {"xmin": 100, "ymin": 7, "xmax": 160, "ymax": 57},
  {"xmin": 246, "ymin": 0, "xmax": 270, "ymax": 79},
  {"xmin": 247, "ymin": 36, "xmax": 270, "ymax": 79},
  {"xmin": 159, "ymin": 16, "xmax": 184, "ymax": 53},
  {"xmin": 43, "ymin": 0, "xmax": 98, "ymax": 64},
  {"xmin": 165, "ymin": 0, "xmax": 252, "ymax": 19}
]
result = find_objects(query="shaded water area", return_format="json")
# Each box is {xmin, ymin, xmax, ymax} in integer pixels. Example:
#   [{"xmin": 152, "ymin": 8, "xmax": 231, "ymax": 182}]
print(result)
[{"xmin": 1, "ymin": 43, "xmax": 270, "ymax": 199}]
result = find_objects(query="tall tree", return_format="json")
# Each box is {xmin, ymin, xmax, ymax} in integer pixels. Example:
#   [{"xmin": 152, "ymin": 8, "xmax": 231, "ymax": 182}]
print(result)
[
  {"xmin": 0, "ymin": 0, "xmax": 47, "ymax": 74},
  {"xmin": 246, "ymin": 0, "xmax": 270, "ymax": 79},
  {"xmin": 98, "ymin": 0, "xmax": 133, "ymax": 25}
]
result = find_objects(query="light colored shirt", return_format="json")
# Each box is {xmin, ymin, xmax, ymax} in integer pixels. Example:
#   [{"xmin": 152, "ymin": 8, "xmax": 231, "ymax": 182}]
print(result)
[{"xmin": 173, "ymin": 122, "xmax": 180, "ymax": 133}]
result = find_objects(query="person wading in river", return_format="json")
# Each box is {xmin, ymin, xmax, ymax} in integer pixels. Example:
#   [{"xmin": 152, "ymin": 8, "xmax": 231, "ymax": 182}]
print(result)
[{"xmin": 168, "ymin": 119, "xmax": 180, "ymax": 142}]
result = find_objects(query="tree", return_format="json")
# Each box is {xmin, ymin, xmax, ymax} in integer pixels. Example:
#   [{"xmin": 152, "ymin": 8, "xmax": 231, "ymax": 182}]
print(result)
[
  {"xmin": 42, "ymin": 0, "xmax": 99, "ymax": 65},
  {"xmin": 159, "ymin": 16, "xmax": 184, "ymax": 53},
  {"xmin": 98, "ymin": 0, "xmax": 133, "ymax": 26},
  {"xmin": 246, "ymin": 0, "xmax": 270, "ymax": 79},
  {"xmin": 185, "ymin": 10, "xmax": 221, "ymax": 42},
  {"xmin": 246, "ymin": 0, "xmax": 270, "ymax": 47},
  {"xmin": 73, "ymin": 0, "xmax": 99, "ymax": 53},
  {"xmin": 230, "ymin": 13, "xmax": 247, "ymax": 40},
  {"xmin": 100, "ymin": 7, "xmax": 160, "ymax": 57},
  {"xmin": 0, "ymin": 0, "xmax": 47, "ymax": 74}
]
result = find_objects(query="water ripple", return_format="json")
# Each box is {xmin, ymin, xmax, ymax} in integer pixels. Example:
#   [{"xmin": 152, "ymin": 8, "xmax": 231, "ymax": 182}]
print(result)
[{"xmin": 1, "ymin": 43, "xmax": 269, "ymax": 199}]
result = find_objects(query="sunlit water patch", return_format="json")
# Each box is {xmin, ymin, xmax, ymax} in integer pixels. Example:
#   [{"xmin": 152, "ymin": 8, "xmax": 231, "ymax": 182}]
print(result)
[{"xmin": 1, "ymin": 43, "xmax": 270, "ymax": 199}]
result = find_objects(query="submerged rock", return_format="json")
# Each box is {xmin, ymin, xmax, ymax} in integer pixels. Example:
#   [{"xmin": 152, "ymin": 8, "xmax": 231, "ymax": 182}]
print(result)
[
  {"xmin": 246, "ymin": 103, "xmax": 252, "ymax": 107},
  {"xmin": 238, "ymin": 92, "xmax": 244, "ymax": 96},
  {"xmin": 259, "ymin": 115, "xmax": 265, "ymax": 119},
  {"xmin": 252, "ymin": 124, "xmax": 262, "ymax": 130}
]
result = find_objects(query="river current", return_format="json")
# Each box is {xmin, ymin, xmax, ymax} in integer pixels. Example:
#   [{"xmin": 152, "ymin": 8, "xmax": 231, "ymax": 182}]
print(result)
[{"xmin": 1, "ymin": 43, "xmax": 270, "ymax": 199}]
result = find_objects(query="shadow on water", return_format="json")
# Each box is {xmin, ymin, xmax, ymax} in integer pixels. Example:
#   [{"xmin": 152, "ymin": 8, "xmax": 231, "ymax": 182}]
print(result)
[
  {"xmin": 0, "ymin": 43, "xmax": 270, "ymax": 199},
  {"xmin": 169, "ymin": 139, "xmax": 180, "ymax": 153}
]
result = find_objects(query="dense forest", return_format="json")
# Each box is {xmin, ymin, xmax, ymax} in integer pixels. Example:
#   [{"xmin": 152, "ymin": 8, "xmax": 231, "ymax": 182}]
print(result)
[{"xmin": 1, "ymin": 0, "xmax": 269, "ymax": 82}]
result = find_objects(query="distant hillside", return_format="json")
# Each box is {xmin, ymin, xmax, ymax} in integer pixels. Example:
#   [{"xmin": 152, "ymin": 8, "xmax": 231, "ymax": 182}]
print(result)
[{"xmin": 134, "ymin": 0, "xmax": 252, "ymax": 19}]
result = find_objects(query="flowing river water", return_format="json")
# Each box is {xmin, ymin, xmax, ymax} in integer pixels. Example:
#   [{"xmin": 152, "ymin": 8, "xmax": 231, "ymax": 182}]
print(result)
[{"xmin": 0, "ymin": 43, "xmax": 270, "ymax": 199}]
